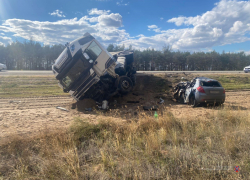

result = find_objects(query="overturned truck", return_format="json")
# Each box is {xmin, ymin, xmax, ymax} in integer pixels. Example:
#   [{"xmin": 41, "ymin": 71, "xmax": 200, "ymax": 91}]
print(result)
[{"xmin": 52, "ymin": 33, "xmax": 136, "ymax": 102}]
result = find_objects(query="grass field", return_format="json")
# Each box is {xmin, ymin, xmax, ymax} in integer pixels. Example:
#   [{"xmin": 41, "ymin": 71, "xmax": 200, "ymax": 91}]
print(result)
[
  {"xmin": 0, "ymin": 76, "xmax": 67, "ymax": 98},
  {"xmin": 1, "ymin": 74, "xmax": 250, "ymax": 179}
]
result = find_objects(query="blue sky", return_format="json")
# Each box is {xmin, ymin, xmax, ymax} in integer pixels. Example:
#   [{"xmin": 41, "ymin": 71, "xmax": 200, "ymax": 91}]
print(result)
[{"xmin": 0, "ymin": 0, "xmax": 250, "ymax": 54}]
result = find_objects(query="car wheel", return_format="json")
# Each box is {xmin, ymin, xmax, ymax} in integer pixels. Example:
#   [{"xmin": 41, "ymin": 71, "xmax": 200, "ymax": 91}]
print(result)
[
  {"xmin": 189, "ymin": 95, "xmax": 197, "ymax": 108},
  {"xmin": 118, "ymin": 76, "xmax": 133, "ymax": 94}
]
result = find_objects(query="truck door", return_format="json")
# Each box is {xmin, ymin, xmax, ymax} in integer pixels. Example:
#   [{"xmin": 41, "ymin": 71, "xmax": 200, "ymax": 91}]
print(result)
[{"xmin": 84, "ymin": 40, "xmax": 113, "ymax": 77}]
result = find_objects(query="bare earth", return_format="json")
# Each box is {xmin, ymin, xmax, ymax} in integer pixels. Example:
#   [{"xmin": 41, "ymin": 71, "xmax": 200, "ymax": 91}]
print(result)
[{"xmin": 0, "ymin": 89, "xmax": 249, "ymax": 143}]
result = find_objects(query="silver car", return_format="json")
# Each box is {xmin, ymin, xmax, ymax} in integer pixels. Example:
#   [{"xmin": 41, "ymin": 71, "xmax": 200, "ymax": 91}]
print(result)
[
  {"xmin": 173, "ymin": 77, "xmax": 225, "ymax": 107},
  {"xmin": 243, "ymin": 65, "xmax": 250, "ymax": 73}
]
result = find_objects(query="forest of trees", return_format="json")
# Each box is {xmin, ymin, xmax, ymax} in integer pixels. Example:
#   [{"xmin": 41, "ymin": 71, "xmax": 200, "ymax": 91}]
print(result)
[
  {"xmin": 107, "ymin": 44, "xmax": 250, "ymax": 71},
  {"xmin": 0, "ymin": 41, "xmax": 64, "ymax": 70},
  {"xmin": 0, "ymin": 40, "xmax": 250, "ymax": 71}
]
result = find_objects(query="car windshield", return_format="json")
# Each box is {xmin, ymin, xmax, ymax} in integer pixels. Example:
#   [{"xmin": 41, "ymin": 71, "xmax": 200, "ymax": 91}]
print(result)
[
  {"xmin": 61, "ymin": 58, "xmax": 90, "ymax": 88},
  {"xmin": 200, "ymin": 81, "xmax": 221, "ymax": 87}
]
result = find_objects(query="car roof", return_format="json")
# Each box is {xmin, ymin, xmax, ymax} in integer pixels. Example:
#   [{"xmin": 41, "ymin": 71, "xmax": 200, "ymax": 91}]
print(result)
[{"xmin": 195, "ymin": 77, "xmax": 218, "ymax": 82}]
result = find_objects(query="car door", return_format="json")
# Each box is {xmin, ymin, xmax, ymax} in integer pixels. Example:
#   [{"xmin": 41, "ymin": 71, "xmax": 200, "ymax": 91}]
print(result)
[{"xmin": 185, "ymin": 79, "xmax": 196, "ymax": 103}]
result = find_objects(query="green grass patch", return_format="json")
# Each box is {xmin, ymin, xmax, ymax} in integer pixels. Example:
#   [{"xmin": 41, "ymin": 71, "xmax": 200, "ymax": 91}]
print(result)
[
  {"xmin": 207, "ymin": 75, "xmax": 250, "ymax": 90},
  {"xmin": 0, "ymin": 76, "xmax": 67, "ymax": 98}
]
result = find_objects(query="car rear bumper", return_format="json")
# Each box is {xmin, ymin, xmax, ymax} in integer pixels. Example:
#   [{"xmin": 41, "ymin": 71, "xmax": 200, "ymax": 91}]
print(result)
[{"xmin": 195, "ymin": 93, "xmax": 225, "ymax": 104}]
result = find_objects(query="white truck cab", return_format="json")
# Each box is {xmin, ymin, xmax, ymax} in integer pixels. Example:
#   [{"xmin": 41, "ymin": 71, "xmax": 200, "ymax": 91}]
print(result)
[{"xmin": 52, "ymin": 33, "xmax": 136, "ymax": 102}]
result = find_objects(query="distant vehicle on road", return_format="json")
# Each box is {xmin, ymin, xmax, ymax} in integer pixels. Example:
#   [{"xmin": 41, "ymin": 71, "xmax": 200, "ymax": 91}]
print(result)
[
  {"xmin": 0, "ymin": 63, "xmax": 7, "ymax": 71},
  {"xmin": 243, "ymin": 65, "xmax": 250, "ymax": 73},
  {"xmin": 172, "ymin": 77, "xmax": 225, "ymax": 107}
]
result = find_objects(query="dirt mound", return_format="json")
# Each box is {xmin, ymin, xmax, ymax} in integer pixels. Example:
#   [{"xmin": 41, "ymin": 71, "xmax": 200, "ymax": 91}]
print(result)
[{"xmin": 73, "ymin": 99, "xmax": 97, "ymax": 112}]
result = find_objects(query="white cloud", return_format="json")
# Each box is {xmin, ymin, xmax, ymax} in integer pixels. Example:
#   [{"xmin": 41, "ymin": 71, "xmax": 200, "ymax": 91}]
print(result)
[
  {"xmin": 160, "ymin": 17, "xmax": 164, "ymax": 20},
  {"xmin": 148, "ymin": 25, "xmax": 161, "ymax": 33},
  {"xmin": 0, "ymin": 9, "xmax": 127, "ymax": 46},
  {"xmin": 88, "ymin": 8, "xmax": 110, "ymax": 15},
  {"xmin": 245, "ymin": 50, "xmax": 250, "ymax": 55},
  {"xmin": 49, "ymin": 10, "xmax": 66, "ymax": 18},
  {"xmin": 116, "ymin": 0, "xmax": 129, "ymax": 6},
  {"xmin": 1, "ymin": 1, "xmax": 250, "ymax": 51},
  {"xmin": 0, "ymin": 36, "xmax": 12, "ymax": 46},
  {"xmin": 148, "ymin": 25, "xmax": 158, "ymax": 29}
]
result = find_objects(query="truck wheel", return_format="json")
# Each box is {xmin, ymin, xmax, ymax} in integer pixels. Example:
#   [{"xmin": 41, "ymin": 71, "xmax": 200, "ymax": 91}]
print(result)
[
  {"xmin": 118, "ymin": 76, "xmax": 133, "ymax": 94},
  {"xmin": 189, "ymin": 95, "xmax": 197, "ymax": 108}
]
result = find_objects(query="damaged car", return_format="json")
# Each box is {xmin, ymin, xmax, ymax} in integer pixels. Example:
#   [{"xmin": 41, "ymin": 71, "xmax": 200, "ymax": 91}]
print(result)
[
  {"xmin": 172, "ymin": 77, "xmax": 225, "ymax": 107},
  {"xmin": 52, "ymin": 32, "xmax": 136, "ymax": 102}
]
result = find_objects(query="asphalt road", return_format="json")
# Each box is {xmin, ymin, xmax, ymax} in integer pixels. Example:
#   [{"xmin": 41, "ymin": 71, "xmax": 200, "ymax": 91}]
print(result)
[{"xmin": 0, "ymin": 70, "xmax": 245, "ymax": 76}]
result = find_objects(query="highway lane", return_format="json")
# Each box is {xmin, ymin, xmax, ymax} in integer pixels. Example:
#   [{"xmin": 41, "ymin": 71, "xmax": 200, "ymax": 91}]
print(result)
[{"xmin": 0, "ymin": 70, "xmax": 245, "ymax": 76}]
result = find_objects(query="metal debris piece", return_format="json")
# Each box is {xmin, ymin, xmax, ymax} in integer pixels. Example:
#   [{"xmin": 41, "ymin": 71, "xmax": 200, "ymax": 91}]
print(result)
[
  {"xmin": 101, "ymin": 100, "xmax": 109, "ymax": 110},
  {"xmin": 143, "ymin": 105, "xmax": 158, "ymax": 111},
  {"xmin": 56, "ymin": 106, "xmax": 69, "ymax": 111},
  {"xmin": 127, "ymin": 101, "xmax": 140, "ymax": 103},
  {"xmin": 159, "ymin": 98, "xmax": 164, "ymax": 104},
  {"xmin": 9, "ymin": 100, "xmax": 21, "ymax": 103},
  {"xmin": 85, "ymin": 108, "xmax": 92, "ymax": 111}
]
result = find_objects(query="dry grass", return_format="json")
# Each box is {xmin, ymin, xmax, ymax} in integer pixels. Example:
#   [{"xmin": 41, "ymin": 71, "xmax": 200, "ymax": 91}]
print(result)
[{"xmin": 1, "ymin": 107, "xmax": 250, "ymax": 179}]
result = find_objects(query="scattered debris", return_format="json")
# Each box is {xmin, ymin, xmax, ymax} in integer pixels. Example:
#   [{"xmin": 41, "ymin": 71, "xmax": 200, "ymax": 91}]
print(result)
[
  {"xmin": 56, "ymin": 106, "xmax": 69, "ymax": 112},
  {"xmin": 9, "ymin": 100, "xmax": 21, "ymax": 103},
  {"xmin": 132, "ymin": 93, "xmax": 144, "ymax": 96},
  {"xmin": 101, "ymin": 100, "xmax": 109, "ymax": 110},
  {"xmin": 127, "ymin": 101, "xmax": 140, "ymax": 103},
  {"xmin": 159, "ymin": 98, "xmax": 164, "ymax": 104},
  {"xmin": 143, "ymin": 105, "xmax": 158, "ymax": 111}
]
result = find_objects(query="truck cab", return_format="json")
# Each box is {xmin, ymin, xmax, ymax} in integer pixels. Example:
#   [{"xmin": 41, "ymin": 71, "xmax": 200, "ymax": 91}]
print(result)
[{"xmin": 52, "ymin": 33, "xmax": 136, "ymax": 102}]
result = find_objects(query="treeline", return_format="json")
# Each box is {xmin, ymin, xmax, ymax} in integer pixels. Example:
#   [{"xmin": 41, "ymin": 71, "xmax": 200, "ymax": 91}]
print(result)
[
  {"xmin": 107, "ymin": 44, "xmax": 250, "ymax": 71},
  {"xmin": 0, "ymin": 40, "xmax": 250, "ymax": 71},
  {"xmin": 0, "ymin": 41, "xmax": 64, "ymax": 70}
]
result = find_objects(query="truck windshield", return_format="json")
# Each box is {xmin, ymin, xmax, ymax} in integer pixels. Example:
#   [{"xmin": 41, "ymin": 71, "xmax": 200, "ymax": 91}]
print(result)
[{"xmin": 61, "ymin": 58, "xmax": 90, "ymax": 88}]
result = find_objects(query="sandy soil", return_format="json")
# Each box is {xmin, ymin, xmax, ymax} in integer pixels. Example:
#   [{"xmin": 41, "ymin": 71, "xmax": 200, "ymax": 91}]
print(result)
[{"xmin": 1, "ymin": 75, "xmax": 249, "ymax": 143}]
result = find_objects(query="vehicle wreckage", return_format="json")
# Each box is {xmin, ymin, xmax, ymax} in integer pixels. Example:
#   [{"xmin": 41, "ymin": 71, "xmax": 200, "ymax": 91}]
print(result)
[
  {"xmin": 172, "ymin": 77, "xmax": 226, "ymax": 107},
  {"xmin": 52, "ymin": 33, "xmax": 136, "ymax": 104}
]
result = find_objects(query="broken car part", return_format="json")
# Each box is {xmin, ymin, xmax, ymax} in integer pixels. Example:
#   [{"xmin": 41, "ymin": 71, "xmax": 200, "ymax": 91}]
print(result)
[
  {"xmin": 56, "ymin": 106, "xmax": 69, "ymax": 111},
  {"xmin": 143, "ymin": 105, "xmax": 158, "ymax": 111}
]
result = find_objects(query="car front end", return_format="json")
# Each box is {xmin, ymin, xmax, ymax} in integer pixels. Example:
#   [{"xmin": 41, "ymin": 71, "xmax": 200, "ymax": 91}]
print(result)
[{"xmin": 244, "ymin": 66, "xmax": 250, "ymax": 73}]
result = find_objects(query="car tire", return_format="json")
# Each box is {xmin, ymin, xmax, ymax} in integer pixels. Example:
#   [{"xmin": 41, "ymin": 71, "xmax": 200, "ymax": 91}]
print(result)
[
  {"xmin": 189, "ymin": 95, "xmax": 197, "ymax": 108},
  {"xmin": 118, "ymin": 76, "xmax": 133, "ymax": 94}
]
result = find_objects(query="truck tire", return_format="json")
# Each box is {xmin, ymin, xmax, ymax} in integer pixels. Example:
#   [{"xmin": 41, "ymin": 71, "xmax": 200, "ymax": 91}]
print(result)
[{"xmin": 118, "ymin": 76, "xmax": 133, "ymax": 94}]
